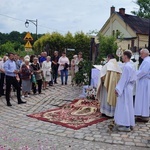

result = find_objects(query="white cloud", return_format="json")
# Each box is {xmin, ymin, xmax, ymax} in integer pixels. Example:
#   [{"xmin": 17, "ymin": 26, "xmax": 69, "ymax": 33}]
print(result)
[{"xmin": 0, "ymin": 0, "xmax": 137, "ymax": 34}]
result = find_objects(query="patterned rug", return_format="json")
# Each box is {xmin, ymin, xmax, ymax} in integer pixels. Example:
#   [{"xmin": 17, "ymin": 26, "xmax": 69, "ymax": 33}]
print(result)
[{"xmin": 27, "ymin": 99, "xmax": 108, "ymax": 130}]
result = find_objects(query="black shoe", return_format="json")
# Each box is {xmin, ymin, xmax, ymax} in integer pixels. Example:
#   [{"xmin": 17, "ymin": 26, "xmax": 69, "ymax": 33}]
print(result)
[
  {"xmin": 18, "ymin": 100, "xmax": 26, "ymax": 104},
  {"xmin": 39, "ymin": 92, "xmax": 44, "ymax": 94},
  {"xmin": 54, "ymin": 81, "xmax": 58, "ymax": 84},
  {"xmin": 62, "ymin": 82, "xmax": 63, "ymax": 85},
  {"xmin": 65, "ymin": 82, "xmax": 67, "ymax": 85},
  {"xmin": 0, "ymin": 94, "xmax": 5, "ymax": 97},
  {"xmin": 7, "ymin": 102, "xmax": 12, "ymax": 107}
]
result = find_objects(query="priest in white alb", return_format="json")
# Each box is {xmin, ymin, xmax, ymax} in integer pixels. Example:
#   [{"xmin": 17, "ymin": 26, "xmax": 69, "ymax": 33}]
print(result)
[
  {"xmin": 114, "ymin": 50, "xmax": 136, "ymax": 132},
  {"xmin": 135, "ymin": 48, "xmax": 150, "ymax": 121},
  {"xmin": 96, "ymin": 54, "xmax": 122, "ymax": 117}
]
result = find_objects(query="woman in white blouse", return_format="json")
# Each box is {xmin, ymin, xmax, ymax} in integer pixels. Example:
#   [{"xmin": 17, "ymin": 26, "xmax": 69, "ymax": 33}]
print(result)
[
  {"xmin": 42, "ymin": 56, "xmax": 52, "ymax": 89},
  {"xmin": 58, "ymin": 52, "xmax": 69, "ymax": 85}
]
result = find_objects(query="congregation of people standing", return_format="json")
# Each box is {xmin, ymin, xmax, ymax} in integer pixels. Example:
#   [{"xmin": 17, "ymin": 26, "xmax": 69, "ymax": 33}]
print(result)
[{"xmin": 0, "ymin": 50, "xmax": 82, "ymax": 106}]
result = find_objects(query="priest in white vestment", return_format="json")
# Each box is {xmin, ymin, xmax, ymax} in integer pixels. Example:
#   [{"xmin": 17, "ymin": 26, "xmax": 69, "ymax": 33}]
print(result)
[
  {"xmin": 135, "ymin": 49, "xmax": 150, "ymax": 120},
  {"xmin": 114, "ymin": 50, "xmax": 136, "ymax": 132},
  {"xmin": 96, "ymin": 54, "xmax": 122, "ymax": 117}
]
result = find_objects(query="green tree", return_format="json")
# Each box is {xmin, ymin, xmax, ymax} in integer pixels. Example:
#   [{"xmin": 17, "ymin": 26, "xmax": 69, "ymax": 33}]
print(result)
[
  {"xmin": 33, "ymin": 31, "xmax": 91, "ymax": 61},
  {"xmin": 74, "ymin": 32, "xmax": 90, "ymax": 60},
  {"xmin": 73, "ymin": 59, "xmax": 92, "ymax": 86},
  {"xmin": 0, "ymin": 41, "xmax": 26, "ymax": 56},
  {"xmin": 131, "ymin": 0, "xmax": 150, "ymax": 18},
  {"xmin": 97, "ymin": 34, "xmax": 118, "ymax": 63},
  {"xmin": 0, "ymin": 41, "xmax": 15, "ymax": 55}
]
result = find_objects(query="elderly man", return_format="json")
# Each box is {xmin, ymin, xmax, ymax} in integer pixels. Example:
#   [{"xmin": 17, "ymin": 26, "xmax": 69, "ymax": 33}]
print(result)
[{"xmin": 135, "ymin": 48, "xmax": 150, "ymax": 121}]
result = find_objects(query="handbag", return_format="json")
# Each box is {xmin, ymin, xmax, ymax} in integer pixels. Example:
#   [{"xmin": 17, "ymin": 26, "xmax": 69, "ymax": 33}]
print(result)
[
  {"xmin": 46, "ymin": 71, "xmax": 50, "ymax": 76},
  {"xmin": 31, "ymin": 74, "xmax": 36, "ymax": 83},
  {"xmin": 64, "ymin": 63, "xmax": 69, "ymax": 70}
]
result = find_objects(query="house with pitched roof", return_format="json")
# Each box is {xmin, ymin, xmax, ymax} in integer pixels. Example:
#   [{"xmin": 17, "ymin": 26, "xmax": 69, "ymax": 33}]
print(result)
[{"xmin": 99, "ymin": 6, "xmax": 149, "ymax": 51}]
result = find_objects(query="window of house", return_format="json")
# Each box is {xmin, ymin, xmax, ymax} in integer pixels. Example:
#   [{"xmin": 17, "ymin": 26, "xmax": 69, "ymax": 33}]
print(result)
[
  {"xmin": 128, "ymin": 44, "xmax": 130, "ymax": 49},
  {"xmin": 112, "ymin": 30, "xmax": 115, "ymax": 36},
  {"xmin": 116, "ymin": 30, "xmax": 120, "ymax": 38}
]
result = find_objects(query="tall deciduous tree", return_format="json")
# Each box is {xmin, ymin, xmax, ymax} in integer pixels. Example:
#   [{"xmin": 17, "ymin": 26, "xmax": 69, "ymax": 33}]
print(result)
[{"xmin": 131, "ymin": 0, "xmax": 150, "ymax": 18}]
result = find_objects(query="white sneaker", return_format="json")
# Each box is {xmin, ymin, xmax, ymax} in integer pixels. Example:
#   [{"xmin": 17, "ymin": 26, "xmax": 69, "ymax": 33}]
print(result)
[
  {"xmin": 22, "ymin": 95, "xmax": 25, "ymax": 98},
  {"xmin": 27, "ymin": 95, "xmax": 30, "ymax": 97}
]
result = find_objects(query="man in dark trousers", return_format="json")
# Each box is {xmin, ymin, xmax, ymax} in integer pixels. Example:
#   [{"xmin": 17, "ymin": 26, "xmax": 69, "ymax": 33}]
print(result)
[
  {"xmin": 51, "ymin": 51, "xmax": 59, "ymax": 84},
  {"xmin": 4, "ymin": 53, "xmax": 26, "ymax": 106}
]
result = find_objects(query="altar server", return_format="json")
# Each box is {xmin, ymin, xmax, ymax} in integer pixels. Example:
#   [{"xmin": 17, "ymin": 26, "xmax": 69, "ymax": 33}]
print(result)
[{"xmin": 114, "ymin": 50, "xmax": 136, "ymax": 132}]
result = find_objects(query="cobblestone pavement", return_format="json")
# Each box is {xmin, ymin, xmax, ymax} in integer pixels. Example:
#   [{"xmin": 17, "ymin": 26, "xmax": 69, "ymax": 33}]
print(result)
[{"xmin": 0, "ymin": 77, "xmax": 150, "ymax": 150}]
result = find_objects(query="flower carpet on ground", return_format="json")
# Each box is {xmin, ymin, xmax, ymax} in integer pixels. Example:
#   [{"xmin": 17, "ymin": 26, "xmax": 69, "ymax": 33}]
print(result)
[{"xmin": 27, "ymin": 99, "xmax": 107, "ymax": 130}]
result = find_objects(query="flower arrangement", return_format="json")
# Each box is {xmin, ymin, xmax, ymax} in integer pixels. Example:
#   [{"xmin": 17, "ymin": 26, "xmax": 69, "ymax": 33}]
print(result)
[{"xmin": 85, "ymin": 87, "xmax": 97, "ymax": 100}]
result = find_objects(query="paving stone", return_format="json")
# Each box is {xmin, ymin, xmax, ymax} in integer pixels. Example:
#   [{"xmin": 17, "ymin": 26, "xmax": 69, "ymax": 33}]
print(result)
[
  {"xmin": 84, "ymin": 137, "xmax": 94, "ymax": 141},
  {"xmin": 105, "ymin": 139, "xmax": 113, "ymax": 143},
  {"xmin": 0, "ymin": 76, "xmax": 150, "ymax": 149},
  {"xmin": 93, "ymin": 135, "xmax": 102, "ymax": 138},
  {"xmin": 113, "ymin": 137, "xmax": 122, "ymax": 140},
  {"xmin": 56, "ymin": 133, "xmax": 67, "ymax": 136},
  {"xmin": 135, "ymin": 143, "xmax": 147, "ymax": 147},
  {"xmin": 123, "ymin": 138, "xmax": 133, "ymax": 142},
  {"xmin": 121, "ymin": 135, "xmax": 129, "ymax": 138},
  {"xmin": 125, "ymin": 142, "xmax": 135, "ymax": 146},
  {"xmin": 111, "ymin": 133, "xmax": 120, "ymax": 137},
  {"xmin": 134, "ymin": 139, "xmax": 141, "ymax": 143}
]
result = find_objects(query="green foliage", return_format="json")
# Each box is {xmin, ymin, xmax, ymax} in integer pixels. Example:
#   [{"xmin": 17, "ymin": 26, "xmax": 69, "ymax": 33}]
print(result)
[
  {"xmin": 96, "ymin": 34, "xmax": 118, "ymax": 64},
  {"xmin": 74, "ymin": 32, "xmax": 91, "ymax": 60},
  {"xmin": 33, "ymin": 31, "xmax": 91, "ymax": 61},
  {"xmin": 0, "ymin": 41, "xmax": 15, "ymax": 55},
  {"xmin": 0, "ymin": 31, "xmax": 44, "ymax": 56},
  {"xmin": 131, "ymin": 0, "xmax": 150, "ymax": 18},
  {"xmin": 73, "ymin": 60, "xmax": 92, "ymax": 86},
  {"xmin": 0, "ymin": 41, "xmax": 35, "ymax": 57}
]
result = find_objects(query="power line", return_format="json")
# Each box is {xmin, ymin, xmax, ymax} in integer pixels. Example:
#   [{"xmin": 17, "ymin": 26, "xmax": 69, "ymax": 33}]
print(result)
[
  {"xmin": 0, "ymin": 13, "xmax": 66, "ymax": 33},
  {"xmin": 0, "ymin": 13, "xmax": 24, "ymax": 22}
]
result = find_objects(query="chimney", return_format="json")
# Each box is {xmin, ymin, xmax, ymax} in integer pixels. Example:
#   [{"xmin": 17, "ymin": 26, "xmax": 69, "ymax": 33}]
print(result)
[
  {"xmin": 119, "ymin": 8, "xmax": 125, "ymax": 15},
  {"xmin": 110, "ymin": 6, "xmax": 115, "ymax": 16}
]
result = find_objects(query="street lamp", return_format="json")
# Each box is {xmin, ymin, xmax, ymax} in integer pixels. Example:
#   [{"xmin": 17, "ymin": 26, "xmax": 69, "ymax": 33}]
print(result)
[{"xmin": 25, "ymin": 19, "xmax": 38, "ymax": 40}]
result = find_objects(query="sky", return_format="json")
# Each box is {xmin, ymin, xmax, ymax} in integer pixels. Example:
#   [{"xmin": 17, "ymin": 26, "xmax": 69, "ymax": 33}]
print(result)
[{"xmin": 0, "ymin": 0, "xmax": 139, "ymax": 35}]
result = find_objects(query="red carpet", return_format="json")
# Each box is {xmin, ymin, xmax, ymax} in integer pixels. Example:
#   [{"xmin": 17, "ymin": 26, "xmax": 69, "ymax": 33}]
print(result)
[{"xmin": 27, "ymin": 99, "xmax": 108, "ymax": 130}]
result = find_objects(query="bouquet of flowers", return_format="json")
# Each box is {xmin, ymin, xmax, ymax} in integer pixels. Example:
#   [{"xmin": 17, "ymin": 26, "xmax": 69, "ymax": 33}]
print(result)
[{"xmin": 85, "ymin": 86, "xmax": 97, "ymax": 100}]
